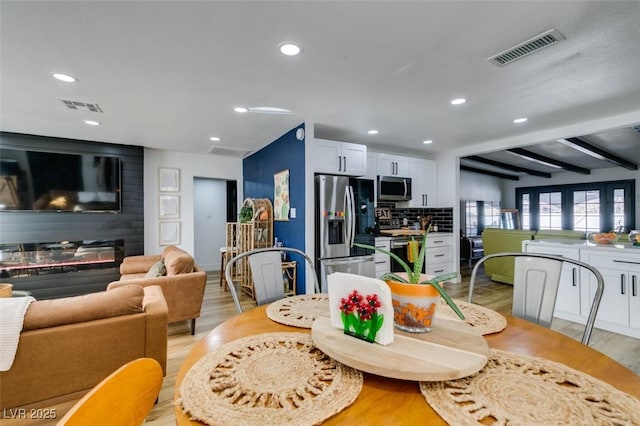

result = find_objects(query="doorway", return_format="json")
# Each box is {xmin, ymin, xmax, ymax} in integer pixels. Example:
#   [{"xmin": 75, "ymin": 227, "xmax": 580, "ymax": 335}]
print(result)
[{"xmin": 193, "ymin": 177, "xmax": 237, "ymax": 271}]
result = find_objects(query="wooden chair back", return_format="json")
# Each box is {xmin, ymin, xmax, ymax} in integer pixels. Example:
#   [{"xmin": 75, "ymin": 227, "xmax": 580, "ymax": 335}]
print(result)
[{"xmin": 57, "ymin": 358, "xmax": 162, "ymax": 425}]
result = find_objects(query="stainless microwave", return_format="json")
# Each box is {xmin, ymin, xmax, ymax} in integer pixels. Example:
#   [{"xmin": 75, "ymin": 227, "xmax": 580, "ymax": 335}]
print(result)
[{"xmin": 377, "ymin": 175, "xmax": 412, "ymax": 201}]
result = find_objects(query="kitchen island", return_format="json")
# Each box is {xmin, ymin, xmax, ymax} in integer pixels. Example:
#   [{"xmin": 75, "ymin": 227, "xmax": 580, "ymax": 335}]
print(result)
[{"xmin": 523, "ymin": 239, "xmax": 640, "ymax": 338}]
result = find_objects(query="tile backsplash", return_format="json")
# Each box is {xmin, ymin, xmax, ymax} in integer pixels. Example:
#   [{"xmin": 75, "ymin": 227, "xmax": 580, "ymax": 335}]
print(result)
[{"xmin": 377, "ymin": 202, "xmax": 453, "ymax": 232}]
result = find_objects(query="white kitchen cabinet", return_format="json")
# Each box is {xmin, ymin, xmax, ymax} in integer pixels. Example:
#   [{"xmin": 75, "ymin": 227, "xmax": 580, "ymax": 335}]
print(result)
[
  {"xmin": 374, "ymin": 237, "xmax": 391, "ymax": 278},
  {"xmin": 313, "ymin": 138, "xmax": 367, "ymax": 176},
  {"xmin": 580, "ymin": 249, "xmax": 640, "ymax": 334},
  {"xmin": 401, "ymin": 158, "xmax": 437, "ymax": 208},
  {"xmin": 423, "ymin": 234, "xmax": 454, "ymax": 278},
  {"xmin": 377, "ymin": 153, "xmax": 410, "ymax": 177},
  {"xmin": 522, "ymin": 240, "xmax": 640, "ymax": 338},
  {"xmin": 522, "ymin": 241, "xmax": 582, "ymax": 320}
]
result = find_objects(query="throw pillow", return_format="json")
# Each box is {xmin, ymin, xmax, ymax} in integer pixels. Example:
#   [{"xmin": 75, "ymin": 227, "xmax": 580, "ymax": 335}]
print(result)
[{"xmin": 145, "ymin": 258, "xmax": 167, "ymax": 278}]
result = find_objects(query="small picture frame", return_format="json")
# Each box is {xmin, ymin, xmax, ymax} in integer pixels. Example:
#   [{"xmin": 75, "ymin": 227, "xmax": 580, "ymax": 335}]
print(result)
[
  {"xmin": 159, "ymin": 221, "xmax": 180, "ymax": 245},
  {"xmin": 159, "ymin": 167, "xmax": 180, "ymax": 192},
  {"xmin": 274, "ymin": 169, "xmax": 290, "ymax": 221},
  {"xmin": 159, "ymin": 194, "xmax": 180, "ymax": 219}
]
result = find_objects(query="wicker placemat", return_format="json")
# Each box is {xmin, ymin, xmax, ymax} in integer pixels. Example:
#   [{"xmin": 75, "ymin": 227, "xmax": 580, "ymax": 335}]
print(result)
[
  {"xmin": 420, "ymin": 348, "xmax": 640, "ymax": 425},
  {"xmin": 266, "ymin": 294, "xmax": 330, "ymax": 328},
  {"xmin": 178, "ymin": 332, "xmax": 363, "ymax": 426},
  {"xmin": 438, "ymin": 299, "xmax": 507, "ymax": 335}
]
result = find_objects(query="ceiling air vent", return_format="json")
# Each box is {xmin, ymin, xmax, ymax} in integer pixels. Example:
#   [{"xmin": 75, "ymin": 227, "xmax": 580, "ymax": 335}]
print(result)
[
  {"xmin": 488, "ymin": 29, "xmax": 565, "ymax": 66},
  {"xmin": 206, "ymin": 145, "xmax": 251, "ymax": 157},
  {"xmin": 61, "ymin": 99, "xmax": 103, "ymax": 113}
]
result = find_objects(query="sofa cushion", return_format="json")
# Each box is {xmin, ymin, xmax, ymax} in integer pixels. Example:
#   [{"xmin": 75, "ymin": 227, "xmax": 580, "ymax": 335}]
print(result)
[
  {"xmin": 22, "ymin": 285, "xmax": 144, "ymax": 331},
  {"xmin": 145, "ymin": 258, "xmax": 167, "ymax": 278},
  {"xmin": 163, "ymin": 246, "xmax": 194, "ymax": 275}
]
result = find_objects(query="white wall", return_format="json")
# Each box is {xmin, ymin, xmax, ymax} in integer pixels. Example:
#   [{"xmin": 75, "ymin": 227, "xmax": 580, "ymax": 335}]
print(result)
[
  {"xmin": 460, "ymin": 170, "xmax": 503, "ymax": 203},
  {"xmin": 144, "ymin": 148, "xmax": 243, "ymax": 256}
]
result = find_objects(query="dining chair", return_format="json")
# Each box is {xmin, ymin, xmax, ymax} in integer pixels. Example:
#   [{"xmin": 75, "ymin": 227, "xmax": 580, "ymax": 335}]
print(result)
[
  {"xmin": 468, "ymin": 252, "xmax": 604, "ymax": 345},
  {"xmin": 225, "ymin": 247, "xmax": 321, "ymax": 313},
  {"xmin": 56, "ymin": 357, "xmax": 163, "ymax": 426}
]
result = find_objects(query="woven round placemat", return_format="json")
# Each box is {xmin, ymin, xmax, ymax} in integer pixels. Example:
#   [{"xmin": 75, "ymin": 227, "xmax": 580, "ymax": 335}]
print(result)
[
  {"xmin": 438, "ymin": 299, "xmax": 507, "ymax": 335},
  {"xmin": 420, "ymin": 348, "xmax": 640, "ymax": 425},
  {"xmin": 178, "ymin": 332, "xmax": 363, "ymax": 426},
  {"xmin": 266, "ymin": 294, "xmax": 330, "ymax": 328}
]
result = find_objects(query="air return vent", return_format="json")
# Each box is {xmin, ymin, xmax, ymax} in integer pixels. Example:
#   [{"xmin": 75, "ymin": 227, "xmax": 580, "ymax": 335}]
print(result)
[
  {"xmin": 61, "ymin": 99, "xmax": 103, "ymax": 113},
  {"xmin": 206, "ymin": 145, "xmax": 251, "ymax": 157},
  {"xmin": 488, "ymin": 29, "xmax": 565, "ymax": 66}
]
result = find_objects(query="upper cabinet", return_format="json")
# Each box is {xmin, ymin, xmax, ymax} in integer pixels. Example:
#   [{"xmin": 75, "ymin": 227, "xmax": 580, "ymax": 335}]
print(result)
[
  {"xmin": 376, "ymin": 154, "xmax": 410, "ymax": 177},
  {"xmin": 313, "ymin": 139, "xmax": 367, "ymax": 176},
  {"xmin": 402, "ymin": 158, "xmax": 437, "ymax": 207}
]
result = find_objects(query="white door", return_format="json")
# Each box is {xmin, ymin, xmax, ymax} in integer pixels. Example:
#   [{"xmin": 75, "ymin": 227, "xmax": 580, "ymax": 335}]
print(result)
[{"xmin": 193, "ymin": 177, "xmax": 227, "ymax": 271}]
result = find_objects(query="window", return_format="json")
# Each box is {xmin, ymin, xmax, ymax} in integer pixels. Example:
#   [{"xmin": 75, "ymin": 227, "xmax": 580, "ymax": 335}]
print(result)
[
  {"xmin": 516, "ymin": 180, "xmax": 635, "ymax": 233},
  {"xmin": 462, "ymin": 200, "xmax": 501, "ymax": 236},
  {"xmin": 521, "ymin": 193, "xmax": 531, "ymax": 230},
  {"xmin": 573, "ymin": 190, "xmax": 600, "ymax": 233},
  {"xmin": 539, "ymin": 192, "xmax": 562, "ymax": 230}
]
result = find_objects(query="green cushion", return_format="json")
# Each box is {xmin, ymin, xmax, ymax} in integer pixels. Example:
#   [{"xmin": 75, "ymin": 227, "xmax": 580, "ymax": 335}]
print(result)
[{"xmin": 145, "ymin": 258, "xmax": 167, "ymax": 278}]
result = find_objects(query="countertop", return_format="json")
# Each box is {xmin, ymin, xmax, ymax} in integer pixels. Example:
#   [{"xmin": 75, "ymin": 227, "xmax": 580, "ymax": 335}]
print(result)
[
  {"xmin": 527, "ymin": 239, "xmax": 640, "ymax": 251},
  {"xmin": 378, "ymin": 229, "xmax": 452, "ymax": 237}
]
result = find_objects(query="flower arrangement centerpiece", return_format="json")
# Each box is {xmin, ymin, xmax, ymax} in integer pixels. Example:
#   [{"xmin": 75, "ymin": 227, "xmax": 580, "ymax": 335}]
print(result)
[
  {"xmin": 339, "ymin": 290, "xmax": 384, "ymax": 342},
  {"xmin": 355, "ymin": 226, "xmax": 464, "ymax": 332}
]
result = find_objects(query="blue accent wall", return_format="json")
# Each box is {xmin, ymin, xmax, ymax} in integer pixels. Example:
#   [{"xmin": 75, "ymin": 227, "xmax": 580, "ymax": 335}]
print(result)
[{"xmin": 243, "ymin": 124, "xmax": 307, "ymax": 292}]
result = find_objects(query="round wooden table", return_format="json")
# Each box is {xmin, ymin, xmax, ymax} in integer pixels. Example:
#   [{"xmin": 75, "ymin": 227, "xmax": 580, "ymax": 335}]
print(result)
[{"xmin": 174, "ymin": 305, "xmax": 640, "ymax": 425}]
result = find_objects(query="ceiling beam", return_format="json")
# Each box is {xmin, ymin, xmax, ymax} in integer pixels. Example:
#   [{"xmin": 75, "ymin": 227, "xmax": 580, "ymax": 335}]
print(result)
[
  {"xmin": 558, "ymin": 137, "xmax": 638, "ymax": 170},
  {"xmin": 466, "ymin": 155, "xmax": 552, "ymax": 178},
  {"xmin": 460, "ymin": 165, "xmax": 520, "ymax": 181},
  {"xmin": 507, "ymin": 148, "xmax": 591, "ymax": 175}
]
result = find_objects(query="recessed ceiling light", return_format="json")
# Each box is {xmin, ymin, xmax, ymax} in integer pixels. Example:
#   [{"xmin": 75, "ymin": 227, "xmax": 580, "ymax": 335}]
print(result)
[
  {"xmin": 234, "ymin": 107, "xmax": 248, "ymax": 113},
  {"xmin": 367, "ymin": 130, "xmax": 379, "ymax": 135},
  {"xmin": 513, "ymin": 117, "xmax": 528, "ymax": 123},
  {"xmin": 450, "ymin": 98, "xmax": 466, "ymax": 105},
  {"xmin": 51, "ymin": 72, "xmax": 78, "ymax": 83},
  {"xmin": 248, "ymin": 106, "xmax": 292, "ymax": 114},
  {"xmin": 279, "ymin": 43, "xmax": 301, "ymax": 56},
  {"xmin": 84, "ymin": 120, "xmax": 100, "ymax": 126},
  {"xmin": 423, "ymin": 140, "xmax": 433, "ymax": 144},
  {"xmin": 209, "ymin": 137, "xmax": 221, "ymax": 142}
]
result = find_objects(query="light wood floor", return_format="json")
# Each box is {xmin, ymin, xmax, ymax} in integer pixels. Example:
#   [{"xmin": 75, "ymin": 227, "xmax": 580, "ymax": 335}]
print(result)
[{"xmin": 8, "ymin": 264, "xmax": 639, "ymax": 425}]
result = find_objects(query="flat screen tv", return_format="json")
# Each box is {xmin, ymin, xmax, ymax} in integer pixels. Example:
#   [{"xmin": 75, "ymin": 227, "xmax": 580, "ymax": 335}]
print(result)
[{"xmin": 0, "ymin": 148, "xmax": 121, "ymax": 212}]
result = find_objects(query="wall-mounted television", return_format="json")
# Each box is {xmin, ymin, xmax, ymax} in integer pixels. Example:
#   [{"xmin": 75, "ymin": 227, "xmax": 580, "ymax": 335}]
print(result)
[{"xmin": 0, "ymin": 148, "xmax": 121, "ymax": 212}]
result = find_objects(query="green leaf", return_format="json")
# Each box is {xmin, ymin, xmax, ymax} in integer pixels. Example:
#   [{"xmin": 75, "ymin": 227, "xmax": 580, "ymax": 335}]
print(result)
[
  {"xmin": 379, "ymin": 272, "xmax": 409, "ymax": 283},
  {"xmin": 421, "ymin": 273, "xmax": 465, "ymax": 320}
]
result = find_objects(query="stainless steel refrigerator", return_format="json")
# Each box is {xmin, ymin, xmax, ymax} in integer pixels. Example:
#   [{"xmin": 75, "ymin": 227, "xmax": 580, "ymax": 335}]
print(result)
[{"xmin": 315, "ymin": 175, "xmax": 375, "ymax": 292}]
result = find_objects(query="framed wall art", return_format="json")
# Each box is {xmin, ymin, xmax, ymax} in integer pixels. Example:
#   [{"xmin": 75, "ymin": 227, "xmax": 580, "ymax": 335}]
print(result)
[
  {"xmin": 159, "ymin": 221, "xmax": 180, "ymax": 245},
  {"xmin": 158, "ymin": 167, "xmax": 180, "ymax": 192},
  {"xmin": 274, "ymin": 169, "xmax": 290, "ymax": 221},
  {"xmin": 159, "ymin": 194, "xmax": 180, "ymax": 219}
]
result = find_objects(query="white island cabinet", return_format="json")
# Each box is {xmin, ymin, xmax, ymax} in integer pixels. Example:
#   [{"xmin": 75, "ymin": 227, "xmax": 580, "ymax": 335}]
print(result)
[{"xmin": 523, "ymin": 239, "xmax": 640, "ymax": 338}]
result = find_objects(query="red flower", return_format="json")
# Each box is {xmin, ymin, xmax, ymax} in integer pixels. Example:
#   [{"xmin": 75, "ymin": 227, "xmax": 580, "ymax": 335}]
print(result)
[
  {"xmin": 357, "ymin": 302, "xmax": 373, "ymax": 320},
  {"xmin": 348, "ymin": 290, "xmax": 363, "ymax": 305},
  {"xmin": 340, "ymin": 297, "xmax": 355, "ymax": 314},
  {"xmin": 365, "ymin": 294, "xmax": 381, "ymax": 311}
]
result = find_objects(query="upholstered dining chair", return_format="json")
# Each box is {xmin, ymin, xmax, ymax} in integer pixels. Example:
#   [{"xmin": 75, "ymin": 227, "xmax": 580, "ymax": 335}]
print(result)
[
  {"xmin": 468, "ymin": 252, "xmax": 605, "ymax": 345},
  {"xmin": 56, "ymin": 358, "xmax": 162, "ymax": 426},
  {"xmin": 225, "ymin": 247, "xmax": 320, "ymax": 313}
]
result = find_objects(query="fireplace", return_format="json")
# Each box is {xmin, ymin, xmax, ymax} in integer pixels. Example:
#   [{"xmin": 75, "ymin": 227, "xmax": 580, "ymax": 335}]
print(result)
[{"xmin": 0, "ymin": 239, "xmax": 124, "ymax": 279}]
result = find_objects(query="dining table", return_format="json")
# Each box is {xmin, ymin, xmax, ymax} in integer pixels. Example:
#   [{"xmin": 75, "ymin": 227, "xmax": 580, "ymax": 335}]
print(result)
[{"xmin": 174, "ymin": 304, "xmax": 640, "ymax": 425}]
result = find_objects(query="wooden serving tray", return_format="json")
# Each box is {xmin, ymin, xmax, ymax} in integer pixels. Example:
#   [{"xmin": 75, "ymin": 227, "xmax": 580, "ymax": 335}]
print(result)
[{"xmin": 311, "ymin": 316, "xmax": 489, "ymax": 381}]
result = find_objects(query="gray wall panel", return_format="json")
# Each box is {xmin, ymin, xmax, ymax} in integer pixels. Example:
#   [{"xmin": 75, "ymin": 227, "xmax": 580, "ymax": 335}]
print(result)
[{"xmin": 0, "ymin": 132, "xmax": 144, "ymax": 298}]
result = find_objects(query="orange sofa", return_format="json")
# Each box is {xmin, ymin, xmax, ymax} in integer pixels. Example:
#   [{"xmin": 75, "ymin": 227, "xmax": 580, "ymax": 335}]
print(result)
[
  {"xmin": 0, "ymin": 285, "xmax": 168, "ymax": 410},
  {"xmin": 108, "ymin": 245, "xmax": 207, "ymax": 335}
]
